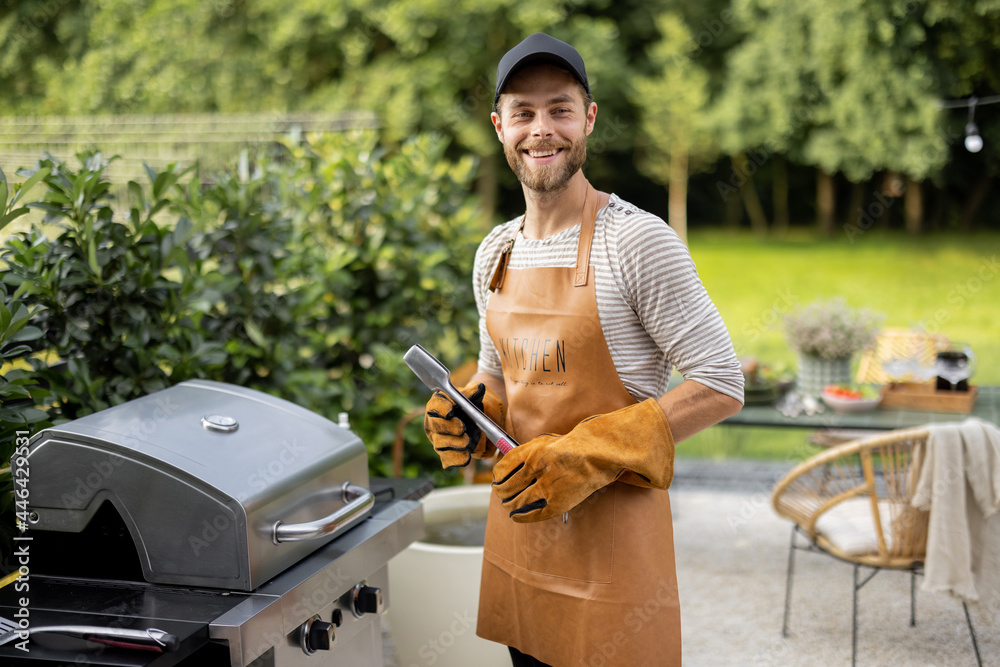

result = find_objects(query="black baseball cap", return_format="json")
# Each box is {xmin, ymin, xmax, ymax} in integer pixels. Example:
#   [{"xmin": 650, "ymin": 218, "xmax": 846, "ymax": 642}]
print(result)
[{"xmin": 494, "ymin": 33, "xmax": 590, "ymax": 110}]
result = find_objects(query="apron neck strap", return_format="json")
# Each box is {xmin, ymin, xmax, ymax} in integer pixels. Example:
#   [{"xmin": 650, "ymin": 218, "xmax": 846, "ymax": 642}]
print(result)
[
  {"xmin": 489, "ymin": 181, "xmax": 601, "ymax": 293},
  {"xmin": 488, "ymin": 217, "xmax": 524, "ymax": 292},
  {"xmin": 574, "ymin": 182, "xmax": 600, "ymax": 287}
]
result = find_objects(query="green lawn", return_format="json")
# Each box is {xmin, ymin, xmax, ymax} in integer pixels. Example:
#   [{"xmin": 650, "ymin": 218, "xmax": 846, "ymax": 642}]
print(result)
[{"xmin": 680, "ymin": 228, "xmax": 1000, "ymax": 461}]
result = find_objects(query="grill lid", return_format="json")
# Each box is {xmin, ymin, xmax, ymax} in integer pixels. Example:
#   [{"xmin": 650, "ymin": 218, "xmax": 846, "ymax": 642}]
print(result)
[{"xmin": 17, "ymin": 380, "xmax": 371, "ymax": 591}]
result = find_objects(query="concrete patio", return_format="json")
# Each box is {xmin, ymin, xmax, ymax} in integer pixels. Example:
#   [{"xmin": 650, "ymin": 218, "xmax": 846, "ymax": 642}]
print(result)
[{"xmin": 383, "ymin": 459, "xmax": 998, "ymax": 666}]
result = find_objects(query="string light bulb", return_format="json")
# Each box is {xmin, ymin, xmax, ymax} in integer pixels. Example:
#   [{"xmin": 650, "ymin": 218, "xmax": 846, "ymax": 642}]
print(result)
[
  {"xmin": 965, "ymin": 123, "xmax": 983, "ymax": 153},
  {"xmin": 940, "ymin": 93, "xmax": 998, "ymax": 153},
  {"xmin": 965, "ymin": 98, "xmax": 983, "ymax": 153}
]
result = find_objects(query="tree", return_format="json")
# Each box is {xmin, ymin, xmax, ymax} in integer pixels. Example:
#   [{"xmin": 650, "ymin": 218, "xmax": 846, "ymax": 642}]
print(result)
[
  {"xmin": 21, "ymin": 1, "xmax": 659, "ymax": 223},
  {"xmin": 6, "ymin": 1, "xmax": 1000, "ymax": 232},
  {"xmin": 632, "ymin": 12, "xmax": 715, "ymax": 244},
  {"xmin": 0, "ymin": 1, "xmax": 82, "ymax": 115},
  {"xmin": 923, "ymin": 1, "xmax": 1000, "ymax": 230},
  {"xmin": 714, "ymin": 0, "xmax": 946, "ymax": 234}
]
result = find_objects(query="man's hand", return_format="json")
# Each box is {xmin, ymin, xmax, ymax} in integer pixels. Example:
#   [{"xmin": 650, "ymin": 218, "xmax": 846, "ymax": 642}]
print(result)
[
  {"xmin": 424, "ymin": 383, "xmax": 507, "ymax": 468},
  {"xmin": 491, "ymin": 399, "xmax": 674, "ymax": 522}
]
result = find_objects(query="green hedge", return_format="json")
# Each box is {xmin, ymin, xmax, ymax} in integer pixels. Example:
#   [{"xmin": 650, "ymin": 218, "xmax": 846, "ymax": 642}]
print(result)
[{"xmin": 1, "ymin": 132, "xmax": 485, "ymax": 497}]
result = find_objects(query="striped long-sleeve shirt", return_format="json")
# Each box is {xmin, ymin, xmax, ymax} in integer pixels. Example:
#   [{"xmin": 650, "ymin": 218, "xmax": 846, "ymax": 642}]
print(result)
[{"xmin": 472, "ymin": 193, "xmax": 745, "ymax": 404}]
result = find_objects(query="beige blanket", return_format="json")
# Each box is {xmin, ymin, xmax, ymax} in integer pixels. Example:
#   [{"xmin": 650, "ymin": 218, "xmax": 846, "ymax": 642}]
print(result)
[{"xmin": 912, "ymin": 417, "xmax": 1000, "ymax": 621}]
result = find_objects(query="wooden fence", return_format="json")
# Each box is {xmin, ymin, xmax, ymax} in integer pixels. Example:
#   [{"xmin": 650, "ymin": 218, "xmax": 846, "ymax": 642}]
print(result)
[{"xmin": 0, "ymin": 111, "xmax": 380, "ymax": 185}]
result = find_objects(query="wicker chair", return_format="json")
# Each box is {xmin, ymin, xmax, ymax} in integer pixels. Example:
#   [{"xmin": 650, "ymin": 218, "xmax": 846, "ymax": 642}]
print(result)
[{"xmin": 771, "ymin": 428, "xmax": 983, "ymax": 666}]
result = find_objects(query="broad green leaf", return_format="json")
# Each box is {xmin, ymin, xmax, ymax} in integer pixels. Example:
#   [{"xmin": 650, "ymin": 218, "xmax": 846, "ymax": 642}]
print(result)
[
  {"xmin": 173, "ymin": 216, "xmax": 193, "ymax": 247},
  {"xmin": 19, "ymin": 407, "xmax": 50, "ymax": 424},
  {"xmin": 10, "ymin": 165, "xmax": 51, "ymax": 208},
  {"xmin": 128, "ymin": 180, "xmax": 144, "ymax": 207},
  {"xmin": 0, "ymin": 407, "xmax": 27, "ymax": 423},
  {"xmin": 44, "ymin": 190, "xmax": 72, "ymax": 206},
  {"xmin": 244, "ymin": 320, "xmax": 268, "ymax": 348},
  {"xmin": 27, "ymin": 202, "xmax": 67, "ymax": 214},
  {"xmin": 10, "ymin": 325, "xmax": 43, "ymax": 343},
  {"xmin": 0, "ymin": 385, "xmax": 32, "ymax": 400},
  {"xmin": 7, "ymin": 303, "xmax": 30, "ymax": 333},
  {"xmin": 152, "ymin": 170, "xmax": 178, "ymax": 201},
  {"xmin": 0, "ymin": 344, "xmax": 31, "ymax": 358},
  {"xmin": 0, "ymin": 206, "xmax": 30, "ymax": 232}
]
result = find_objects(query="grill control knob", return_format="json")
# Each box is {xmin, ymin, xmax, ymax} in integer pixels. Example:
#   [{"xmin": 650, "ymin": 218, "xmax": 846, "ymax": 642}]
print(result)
[
  {"xmin": 300, "ymin": 616, "xmax": 336, "ymax": 655},
  {"xmin": 308, "ymin": 620, "xmax": 335, "ymax": 651},
  {"xmin": 352, "ymin": 584, "xmax": 383, "ymax": 616}
]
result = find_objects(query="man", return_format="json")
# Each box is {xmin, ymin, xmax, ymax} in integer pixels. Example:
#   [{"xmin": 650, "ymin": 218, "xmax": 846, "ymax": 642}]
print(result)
[{"xmin": 423, "ymin": 33, "xmax": 744, "ymax": 666}]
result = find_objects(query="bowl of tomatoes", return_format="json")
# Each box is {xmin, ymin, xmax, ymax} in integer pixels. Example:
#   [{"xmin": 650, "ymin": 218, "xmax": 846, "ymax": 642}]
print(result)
[{"xmin": 821, "ymin": 384, "xmax": 884, "ymax": 413}]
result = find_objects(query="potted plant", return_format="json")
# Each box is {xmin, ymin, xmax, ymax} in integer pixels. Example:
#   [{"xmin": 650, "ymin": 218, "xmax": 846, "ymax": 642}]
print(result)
[{"xmin": 783, "ymin": 298, "xmax": 883, "ymax": 396}]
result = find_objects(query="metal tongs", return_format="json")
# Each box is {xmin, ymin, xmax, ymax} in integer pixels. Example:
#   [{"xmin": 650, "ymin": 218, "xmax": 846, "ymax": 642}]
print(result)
[
  {"xmin": 0, "ymin": 619, "xmax": 179, "ymax": 652},
  {"xmin": 404, "ymin": 345, "xmax": 569, "ymax": 523},
  {"xmin": 404, "ymin": 345, "xmax": 519, "ymax": 454}
]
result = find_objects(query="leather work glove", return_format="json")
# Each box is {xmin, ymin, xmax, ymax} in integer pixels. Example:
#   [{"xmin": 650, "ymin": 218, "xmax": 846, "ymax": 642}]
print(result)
[
  {"xmin": 424, "ymin": 383, "xmax": 507, "ymax": 469},
  {"xmin": 491, "ymin": 399, "xmax": 674, "ymax": 523}
]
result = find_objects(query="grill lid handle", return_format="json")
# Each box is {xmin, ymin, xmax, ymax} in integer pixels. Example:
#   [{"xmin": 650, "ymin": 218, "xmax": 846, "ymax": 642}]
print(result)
[{"xmin": 272, "ymin": 482, "xmax": 374, "ymax": 544}]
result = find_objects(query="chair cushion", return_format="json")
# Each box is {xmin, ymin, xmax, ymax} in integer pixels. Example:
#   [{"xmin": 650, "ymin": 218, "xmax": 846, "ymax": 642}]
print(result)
[{"xmin": 814, "ymin": 498, "xmax": 894, "ymax": 556}]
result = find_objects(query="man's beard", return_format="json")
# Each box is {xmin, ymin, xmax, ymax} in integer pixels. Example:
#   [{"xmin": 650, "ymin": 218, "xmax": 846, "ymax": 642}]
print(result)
[{"xmin": 504, "ymin": 135, "xmax": 587, "ymax": 194}]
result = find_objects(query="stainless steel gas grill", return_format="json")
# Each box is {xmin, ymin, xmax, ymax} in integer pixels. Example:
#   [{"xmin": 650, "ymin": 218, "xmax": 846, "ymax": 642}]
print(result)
[{"xmin": 1, "ymin": 380, "xmax": 427, "ymax": 666}]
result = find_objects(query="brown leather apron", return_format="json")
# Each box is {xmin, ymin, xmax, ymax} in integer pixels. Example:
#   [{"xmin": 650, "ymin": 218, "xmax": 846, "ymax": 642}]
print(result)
[{"xmin": 477, "ymin": 184, "xmax": 681, "ymax": 666}]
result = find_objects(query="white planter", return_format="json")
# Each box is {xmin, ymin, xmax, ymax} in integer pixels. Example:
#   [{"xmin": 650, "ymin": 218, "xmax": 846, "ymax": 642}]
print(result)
[{"xmin": 386, "ymin": 485, "xmax": 509, "ymax": 667}]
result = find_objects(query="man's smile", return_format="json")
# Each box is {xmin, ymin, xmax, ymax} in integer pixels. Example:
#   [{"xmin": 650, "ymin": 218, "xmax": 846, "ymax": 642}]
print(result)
[
  {"xmin": 504, "ymin": 130, "xmax": 585, "ymax": 192},
  {"xmin": 525, "ymin": 148, "xmax": 562, "ymax": 159}
]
